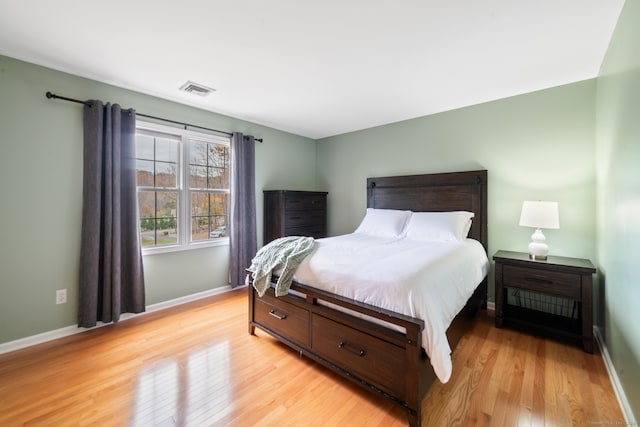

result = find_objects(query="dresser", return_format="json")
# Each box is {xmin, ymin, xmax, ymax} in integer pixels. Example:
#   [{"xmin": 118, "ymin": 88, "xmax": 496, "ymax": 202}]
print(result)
[
  {"xmin": 493, "ymin": 250, "xmax": 596, "ymax": 353},
  {"xmin": 263, "ymin": 190, "xmax": 328, "ymax": 244}
]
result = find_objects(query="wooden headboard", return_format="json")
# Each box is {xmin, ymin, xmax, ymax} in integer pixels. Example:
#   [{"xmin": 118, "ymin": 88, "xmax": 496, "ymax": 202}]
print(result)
[{"xmin": 367, "ymin": 170, "xmax": 488, "ymax": 251}]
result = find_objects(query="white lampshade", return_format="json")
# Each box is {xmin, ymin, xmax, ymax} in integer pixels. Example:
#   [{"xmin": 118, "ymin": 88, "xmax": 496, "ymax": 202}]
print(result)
[
  {"xmin": 519, "ymin": 201, "xmax": 560, "ymax": 229},
  {"xmin": 519, "ymin": 201, "xmax": 560, "ymax": 260}
]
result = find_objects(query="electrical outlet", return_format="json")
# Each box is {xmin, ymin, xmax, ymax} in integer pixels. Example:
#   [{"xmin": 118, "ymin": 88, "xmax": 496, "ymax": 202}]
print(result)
[{"xmin": 56, "ymin": 289, "xmax": 67, "ymax": 304}]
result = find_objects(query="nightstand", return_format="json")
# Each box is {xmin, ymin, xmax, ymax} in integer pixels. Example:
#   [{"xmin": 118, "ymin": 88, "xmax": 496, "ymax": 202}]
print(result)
[{"xmin": 493, "ymin": 250, "xmax": 596, "ymax": 353}]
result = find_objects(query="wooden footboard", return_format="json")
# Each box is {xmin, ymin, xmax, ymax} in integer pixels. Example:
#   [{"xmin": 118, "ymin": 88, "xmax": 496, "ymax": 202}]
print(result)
[{"xmin": 247, "ymin": 276, "xmax": 487, "ymax": 427}]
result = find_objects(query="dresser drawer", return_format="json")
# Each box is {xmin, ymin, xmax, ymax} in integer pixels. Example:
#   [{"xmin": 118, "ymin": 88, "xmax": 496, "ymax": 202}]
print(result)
[
  {"xmin": 284, "ymin": 225, "xmax": 326, "ymax": 239},
  {"xmin": 284, "ymin": 210, "xmax": 326, "ymax": 227},
  {"xmin": 254, "ymin": 293, "xmax": 309, "ymax": 348},
  {"xmin": 503, "ymin": 265, "xmax": 581, "ymax": 300},
  {"xmin": 311, "ymin": 314, "xmax": 406, "ymax": 399},
  {"xmin": 285, "ymin": 195, "xmax": 326, "ymax": 211},
  {"xmin": 264, "ymin": 190, "xmax": 328, "ymax": 244}
]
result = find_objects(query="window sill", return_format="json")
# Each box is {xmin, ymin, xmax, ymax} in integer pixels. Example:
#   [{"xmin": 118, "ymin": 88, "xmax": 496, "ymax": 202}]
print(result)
[{"xmin": 142, "ymin": 238, "xmax": 229, "ymax": 256}]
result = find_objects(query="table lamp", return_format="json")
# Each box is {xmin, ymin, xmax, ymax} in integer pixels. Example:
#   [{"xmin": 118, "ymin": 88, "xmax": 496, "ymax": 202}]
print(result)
[{"xmin": 519, "ymin": 201, "xmax": 560, "ymax": 260}]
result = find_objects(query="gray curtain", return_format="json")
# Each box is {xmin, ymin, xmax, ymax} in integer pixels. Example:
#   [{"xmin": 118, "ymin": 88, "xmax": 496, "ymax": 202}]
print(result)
[
  {"xmin": 78, "ymin": 101, "xmax": 145, "ymax": 328},
  {"xmin": 229, "ymin": 132, "xmax": 257, "ymax": 288}
]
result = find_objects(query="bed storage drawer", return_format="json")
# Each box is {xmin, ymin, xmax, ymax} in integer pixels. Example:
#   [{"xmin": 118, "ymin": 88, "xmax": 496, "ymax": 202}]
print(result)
[
  {"xmin": 311, "ymin": 313, "xmax": 406, "ymax": 399},
  {"xmin": 254, "ymin": 294, "xmax": 310, "ymax": 348}
]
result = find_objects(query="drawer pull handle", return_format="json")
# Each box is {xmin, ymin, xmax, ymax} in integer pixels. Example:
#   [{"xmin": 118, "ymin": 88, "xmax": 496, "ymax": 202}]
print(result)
[
  {"xmin": 338, "ymin": 341, "xmax": 365, "ymax": 357},
  {"xmin": 525, "ymin": 275, "xmax": 553, "ymax": 284},
  {"xmin": 268, "ymin": 310, "xmax": 287, "ymax": 320}
]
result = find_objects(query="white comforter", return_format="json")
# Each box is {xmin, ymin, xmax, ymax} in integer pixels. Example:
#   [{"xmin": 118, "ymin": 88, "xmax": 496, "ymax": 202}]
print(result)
[{"xmin": 291, "ymin": 233, "xmax": 490, "ymax": 383}]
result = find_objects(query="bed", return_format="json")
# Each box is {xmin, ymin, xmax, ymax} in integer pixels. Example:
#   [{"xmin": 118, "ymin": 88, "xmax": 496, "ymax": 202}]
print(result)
[{"xmin": 247, "ymin": 170, "xmax": 488, "ymax": 427}]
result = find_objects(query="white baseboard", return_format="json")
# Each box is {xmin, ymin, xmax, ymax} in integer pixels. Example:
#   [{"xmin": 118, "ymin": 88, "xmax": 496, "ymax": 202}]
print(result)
[
  {"xmin": 486, "ymin": 300, "xmax": 495, "ymax": 311},
  {"xmin": 0, "ymin": 286, "xmax": 232, "ymax": 356},
  {"xmin": 594, "ymin": 326, "xmax": 638, "ymax": 425}
]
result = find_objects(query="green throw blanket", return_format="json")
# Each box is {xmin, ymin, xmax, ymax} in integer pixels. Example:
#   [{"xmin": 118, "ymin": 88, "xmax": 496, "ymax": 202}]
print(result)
[{"xmin": 250, "ymin": 236, "xmax": 316, "ymax": 297}]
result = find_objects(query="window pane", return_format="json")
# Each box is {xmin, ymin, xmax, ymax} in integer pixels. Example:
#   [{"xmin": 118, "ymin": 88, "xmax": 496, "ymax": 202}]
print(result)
[
  {"xmin": 209, "ymin": 193, "xmax": 228, "ymax": 240},
  {"xmin": 139, "ymin": 220, "xmax": 155, "ymax": 247},
  {"xmin": 137, "ymin": 191, "xmax": 155, "ymax": 219},
  {"xmin": 155, "ymin": 137, "xmax": 178, "ymax": 163},
  {"xmin": 191, "ymin": 192, "xmax": 209, "ymax": 242},
  {"xmin": 207, "ymin": 166, "xmax": 227, "ymax": 189},
  {"xmin": 189, "ymin": 166, "xmax": 207, "ymax": 190},
  {"xmin": 190, "ymin": 141, "xmax": 208, "ymax": 166},
  {"xmin": 156, "ymin": 162, "xmax": 177, "ymax": 188},
  {"xmin": 191, "ymin": 192, "xmax": 208, "ymax": 216},
  {"xmin": 136, "ymin": 160, "xmax": 154, "ymax": 186},
  {"xmin": 138, "ymin": 191, "xmax": 156, "ymax": 247},
  {"xmin": 210, "ymin": 193, "xmax": 228, "ymax": 218},
  {"xmin": 136, "ymin": 134, "xmax": 155, "ymax": 160},
  {"xmin": 208, "ymin": 146, "xmax": 229, "ymax": 189},
  {"xmin": 139, "ymin": 219, "xmax": 158, "ymax": 247},
  {"xmin": 156, "ymin": 192, "xmax": 177, "ymax": 218},
  {"xmin": 189, "ymin": 141, "xmax": 229, "ymax": 190},
  {"xmin": 155, "ymin": 192, "xmax": 178, "ymax": 246},
  {"xmin": 138, "ymin": 191, "xmax": 178, "ymax": 248},
  {"xmin": 153, "ymin": 220, "xmax": 177, "ymax": 246},
  {"xmin": 190, "ymin": 192, "xmax": 228, "ymax": 241},
  {"xmin": 209, "ymin": 145, "xmax": 229, "ymax": 165}
]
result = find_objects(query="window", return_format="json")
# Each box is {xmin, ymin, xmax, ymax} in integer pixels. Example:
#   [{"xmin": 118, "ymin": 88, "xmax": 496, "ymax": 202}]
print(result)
[{"xmin": 135, "ymin": 121, "xmax": 230, "ymax": 252}]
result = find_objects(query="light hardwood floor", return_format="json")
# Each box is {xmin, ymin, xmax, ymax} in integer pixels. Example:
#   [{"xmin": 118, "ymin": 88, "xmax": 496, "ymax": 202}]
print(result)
[{"xmin": 0, "ymin": 289, "xmax": 625, "ymax": 426}]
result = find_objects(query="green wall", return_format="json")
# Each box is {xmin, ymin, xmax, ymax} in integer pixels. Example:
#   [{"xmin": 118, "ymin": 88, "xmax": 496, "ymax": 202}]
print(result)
[
  {"xmin": 596, "ymin": 0, "xmax": 640, "ymax": 419},
  {"xmin": 0, "ymin": 56, "xmax": 317, "ymax": 344},
  {"xmin": 317, "ymin": 80, "xmax": 597, "ymax": 303}
]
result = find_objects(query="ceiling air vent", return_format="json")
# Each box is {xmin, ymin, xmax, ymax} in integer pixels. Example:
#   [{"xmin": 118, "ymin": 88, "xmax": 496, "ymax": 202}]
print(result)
[{"xmin": 179, "ymin": 81, "xmax": 216, "ymax": 97}]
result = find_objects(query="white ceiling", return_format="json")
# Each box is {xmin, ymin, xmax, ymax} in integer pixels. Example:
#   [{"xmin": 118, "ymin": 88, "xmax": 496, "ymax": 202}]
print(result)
[{"xmin": 0, "ymin": 0, "xmax": 625, "ymax": 139}]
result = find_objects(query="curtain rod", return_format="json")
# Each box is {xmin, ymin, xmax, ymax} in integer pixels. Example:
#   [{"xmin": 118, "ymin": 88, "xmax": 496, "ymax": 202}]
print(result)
[{"xmin": 45, "ymin": 91, "xmax": 263, "ymax": 143}]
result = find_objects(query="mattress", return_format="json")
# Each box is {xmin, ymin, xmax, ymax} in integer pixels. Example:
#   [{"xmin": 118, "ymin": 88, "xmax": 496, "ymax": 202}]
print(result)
[{"xmin": 290, "ymin": 233, "xmax": 490, "ymax": 383}]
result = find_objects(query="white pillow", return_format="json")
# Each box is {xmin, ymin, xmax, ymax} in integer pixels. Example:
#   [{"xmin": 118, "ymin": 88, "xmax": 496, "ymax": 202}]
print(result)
[
  {"xmin": 403, "ymin": 211, "xmax": 474, "ymax": 242},
  {"xmin": 354, "ymin": 208, "xmax": 412, "ymax": 238}
]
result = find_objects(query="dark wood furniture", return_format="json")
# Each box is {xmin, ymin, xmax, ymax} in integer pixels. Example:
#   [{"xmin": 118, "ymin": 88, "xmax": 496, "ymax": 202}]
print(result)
[
  {"xmin": 248, "ymin": 170, "xmax": 488, "ymax": 427},
  {"xmin": 493, "ymin": 250, "xmax": 595, "ymax": 353},
  {"xmin": 263, "ymin": 190, "xmax": 328, "ymax": 244}
]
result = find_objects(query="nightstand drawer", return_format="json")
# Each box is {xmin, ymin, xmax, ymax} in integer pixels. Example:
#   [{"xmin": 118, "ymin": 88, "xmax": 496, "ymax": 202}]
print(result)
[{"xmin": 503, "ymin": 265, "xmax": 581, "ymax": 300}]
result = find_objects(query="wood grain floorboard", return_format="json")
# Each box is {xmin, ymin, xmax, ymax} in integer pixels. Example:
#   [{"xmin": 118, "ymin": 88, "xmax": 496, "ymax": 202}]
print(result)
[{"xmin": 0, "ymin": 289, "xmax": 625, "ymax": 426}]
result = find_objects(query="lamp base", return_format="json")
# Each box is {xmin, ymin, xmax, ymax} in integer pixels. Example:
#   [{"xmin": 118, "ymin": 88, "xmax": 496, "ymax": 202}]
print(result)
[{"xmin": 527, "ymin": 228, "xmax": 549, "ymax": 261}]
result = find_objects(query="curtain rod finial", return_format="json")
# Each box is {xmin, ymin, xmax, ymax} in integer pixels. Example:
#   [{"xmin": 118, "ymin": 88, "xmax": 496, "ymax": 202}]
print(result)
[{"xmin": 46, "ymin": 91, "xmax": 54, "ymax": 99}]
